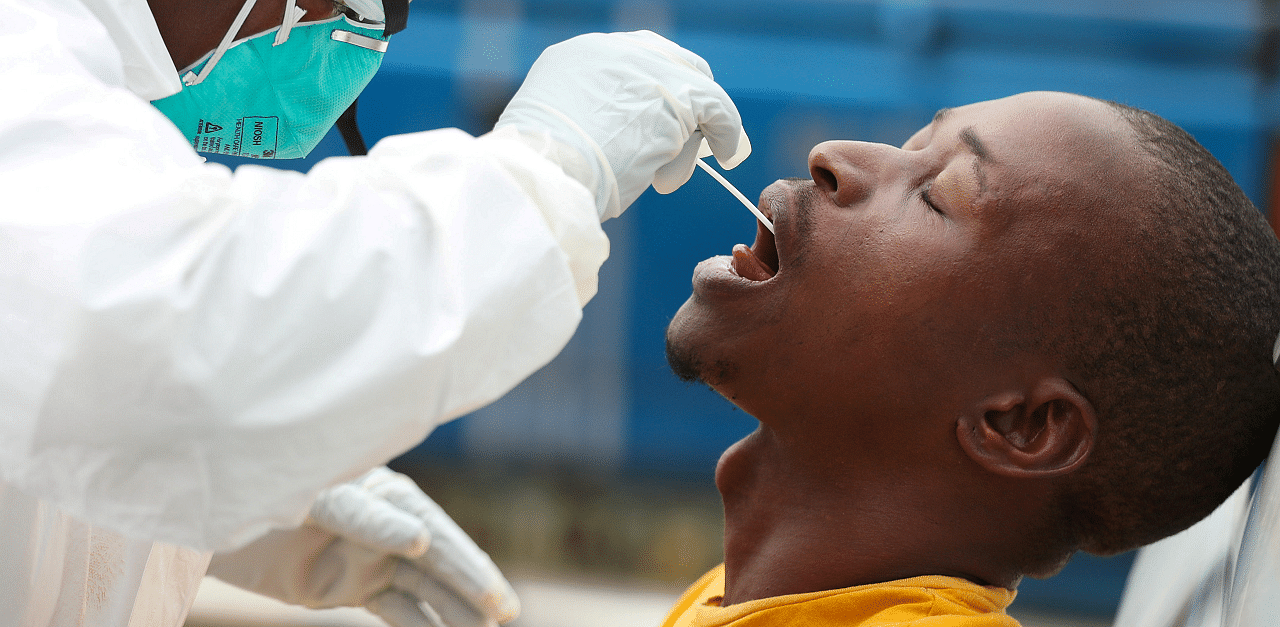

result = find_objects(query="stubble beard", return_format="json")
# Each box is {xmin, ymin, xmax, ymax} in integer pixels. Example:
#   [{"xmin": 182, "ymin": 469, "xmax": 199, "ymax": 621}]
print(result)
[
  {"xmin": 664, "ymin": 323, "xmax": 742, "ymax": 388},
  {"xmin": 664, "ymin": 326, "xmax": 705, "ymax": 384}
]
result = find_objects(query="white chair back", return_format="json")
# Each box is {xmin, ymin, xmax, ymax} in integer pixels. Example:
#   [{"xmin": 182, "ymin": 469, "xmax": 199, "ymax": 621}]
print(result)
[
  {"xmin": 1113, "ymin": 477, "xmax": 1252, "ymax": 627},
  {"xmin": 1224, "ymin": 426, "xmax": 1280, "ymax": 625}
]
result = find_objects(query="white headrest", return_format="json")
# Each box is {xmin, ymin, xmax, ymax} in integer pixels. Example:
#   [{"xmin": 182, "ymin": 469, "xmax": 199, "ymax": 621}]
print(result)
[{"xmin": 1225, "ymin": 427, "xmax": 1280, "ymax": 625}]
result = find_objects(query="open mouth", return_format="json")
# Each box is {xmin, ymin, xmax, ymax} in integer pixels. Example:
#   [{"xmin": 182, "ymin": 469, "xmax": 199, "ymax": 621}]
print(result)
[{"xmin": 730, "ymin": 207, "xmax": 779, "ymax": 282}]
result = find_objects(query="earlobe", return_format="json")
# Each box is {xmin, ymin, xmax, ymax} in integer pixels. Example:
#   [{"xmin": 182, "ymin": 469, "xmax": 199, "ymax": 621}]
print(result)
[{"xmin": 956, "ymin": 379, "xmax": 1096, "ymax": 478}]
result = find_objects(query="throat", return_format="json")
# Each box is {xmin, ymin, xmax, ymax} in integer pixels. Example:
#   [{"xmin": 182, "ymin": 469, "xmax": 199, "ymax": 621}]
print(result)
[{"xmin": 715, "ymin": 429, "xmax": 1024, "ymax": 605}]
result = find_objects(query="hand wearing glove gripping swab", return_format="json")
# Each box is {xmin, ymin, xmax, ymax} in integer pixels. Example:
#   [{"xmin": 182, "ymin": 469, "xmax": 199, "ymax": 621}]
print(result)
[{"xmin": 495, "ymin": 30, "xmax": 751, "ymax": 221}]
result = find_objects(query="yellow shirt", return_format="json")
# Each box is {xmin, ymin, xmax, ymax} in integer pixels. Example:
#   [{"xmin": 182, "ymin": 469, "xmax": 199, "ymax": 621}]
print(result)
[{"xmin": 661, "ymin": 565, "xmax": 1021, "ymax": 627}]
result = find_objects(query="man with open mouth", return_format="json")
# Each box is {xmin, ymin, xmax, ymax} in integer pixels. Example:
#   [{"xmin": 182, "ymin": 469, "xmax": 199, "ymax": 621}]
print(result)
[{"xmin": 660, "ymin": 91, "xmax": 1280, "ymax": 627}]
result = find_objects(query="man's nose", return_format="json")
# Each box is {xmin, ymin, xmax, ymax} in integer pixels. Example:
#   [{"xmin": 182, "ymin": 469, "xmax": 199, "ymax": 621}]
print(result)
[{"xmin": 808, "ymin": 140, "xmax": 898, "ymax": 208}]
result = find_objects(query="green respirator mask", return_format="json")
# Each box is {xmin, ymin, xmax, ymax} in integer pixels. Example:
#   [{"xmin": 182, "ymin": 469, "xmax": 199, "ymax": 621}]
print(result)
[{"xmin": 152, "ymin": 0, "xmax": 408, "ymax": 159}]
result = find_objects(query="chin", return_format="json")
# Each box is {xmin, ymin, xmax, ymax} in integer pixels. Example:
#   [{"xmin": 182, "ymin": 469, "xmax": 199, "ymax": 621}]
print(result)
[
  {"xmin": 664, "ymin": 327, "xmax": 703, "ymax": 384},
  {"xmin": 664, "ymin": 299, "xmax": 710, "ymax": 384},
  {"xmin": 665, "ymin": 319, "xmax": 744, "ymax": 391},
  {"xmin": 667, "ymin": 294, "xmax": 755, "ymax": 388}
]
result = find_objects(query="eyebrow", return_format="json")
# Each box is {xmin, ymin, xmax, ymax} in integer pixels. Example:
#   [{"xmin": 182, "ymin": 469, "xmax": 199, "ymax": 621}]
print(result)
[
  {"xmin": 930, "ymin": 108, "xmax": 993, "ymax": 197},
  {"xmin": 959, "ymin": 127, "xmax": 992, "ymax": 162},
  {"xmin": 931, "ymin": 108, "xmax": 993, "ymax": 162}
]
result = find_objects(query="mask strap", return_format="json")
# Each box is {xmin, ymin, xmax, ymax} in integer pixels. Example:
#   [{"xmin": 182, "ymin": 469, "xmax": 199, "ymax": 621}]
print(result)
[
  {"xmin": 383, "ymin": 0, "xmax": 409, "ymax": 36},
  {"xmin": 183, "ymin": 0, "xmax": 259, "ymax": 86},
  {"xmin": 273, "ymin": 0, "xmax": 308, "ymax": 46},
  {"xmin": 1272, "ymin": 330, "xmax": 1280, "ymax": 372}
]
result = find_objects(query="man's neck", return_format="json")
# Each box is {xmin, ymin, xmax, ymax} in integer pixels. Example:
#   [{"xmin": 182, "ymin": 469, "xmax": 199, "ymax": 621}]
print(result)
[{"xmin": 714, "ymin": 426, "xmax": 1023, "ymax": 606}]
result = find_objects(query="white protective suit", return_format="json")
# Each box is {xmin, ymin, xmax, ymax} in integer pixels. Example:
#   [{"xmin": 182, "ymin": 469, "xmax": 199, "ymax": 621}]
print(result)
[{"xmin": 0, "ymin": 0, "xmax": 631, "ymax": 623}]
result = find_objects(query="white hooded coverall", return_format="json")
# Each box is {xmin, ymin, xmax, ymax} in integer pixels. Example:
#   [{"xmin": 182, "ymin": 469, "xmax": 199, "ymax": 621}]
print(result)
[{"xmin": 0, "ymin": 0, "xmax": 609, "ymax": 624}]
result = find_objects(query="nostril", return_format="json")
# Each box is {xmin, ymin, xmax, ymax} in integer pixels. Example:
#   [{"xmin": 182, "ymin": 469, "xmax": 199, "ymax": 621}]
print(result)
[{"xmin": 813, "ymin": 166, "xmax": 838, "ymax": 193}]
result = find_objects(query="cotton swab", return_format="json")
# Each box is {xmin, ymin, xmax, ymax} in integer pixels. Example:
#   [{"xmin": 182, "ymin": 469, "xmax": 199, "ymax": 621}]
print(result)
[{"xmin": 696, "ymin": 158, "xmax": 774, "ymax": 233}]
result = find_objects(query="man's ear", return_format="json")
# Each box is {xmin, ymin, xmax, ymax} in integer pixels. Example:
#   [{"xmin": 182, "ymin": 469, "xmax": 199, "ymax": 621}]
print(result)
[{"xmin": 955, "ymin": 378, "xmax": 1096, "ymax": 478}]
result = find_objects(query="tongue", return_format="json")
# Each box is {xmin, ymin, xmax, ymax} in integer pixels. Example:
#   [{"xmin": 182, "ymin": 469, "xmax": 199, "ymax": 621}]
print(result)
[{"xmin": 732, "ymin": 244, "xmax": 775, "ymax": 282}]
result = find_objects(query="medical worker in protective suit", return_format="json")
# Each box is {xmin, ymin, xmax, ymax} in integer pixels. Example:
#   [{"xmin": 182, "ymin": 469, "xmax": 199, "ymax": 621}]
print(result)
[{"xmin": 0, "ymin": 0, "xmax": 750, "ymax": 623}]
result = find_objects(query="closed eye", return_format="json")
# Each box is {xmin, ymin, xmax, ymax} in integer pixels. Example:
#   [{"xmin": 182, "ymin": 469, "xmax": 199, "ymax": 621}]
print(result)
[{"xmin": 920, "ymin": 181, "xmax": 943, "ymax": 215}]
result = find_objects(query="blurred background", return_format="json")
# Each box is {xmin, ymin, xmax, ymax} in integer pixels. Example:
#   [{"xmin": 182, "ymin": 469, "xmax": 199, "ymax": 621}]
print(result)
[{"xmin": 193, "ymin": 0, "xmax": 1280, "ymax": 624}]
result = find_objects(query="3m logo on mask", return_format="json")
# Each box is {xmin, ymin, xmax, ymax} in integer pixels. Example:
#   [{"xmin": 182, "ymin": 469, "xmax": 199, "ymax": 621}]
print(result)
[{"xmin": 191, "ymin": 116, "xmax": 280, "ymax": 159}]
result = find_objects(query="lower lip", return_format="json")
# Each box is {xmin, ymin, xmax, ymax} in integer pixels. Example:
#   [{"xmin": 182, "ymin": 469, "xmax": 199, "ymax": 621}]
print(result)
[{"xmin": 691, "ymin": 255, "xmax": 767, "ymax": 298}]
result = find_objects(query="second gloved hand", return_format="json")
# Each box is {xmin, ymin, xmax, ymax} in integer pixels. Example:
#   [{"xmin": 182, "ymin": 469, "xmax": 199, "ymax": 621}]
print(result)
[
  {"xmin": 495, "ymin": 30, "xmax": 751, "ymax": 221},
  {"xmin": 207, "ymin": 467, "xmax": 518, "ymax": 627}
]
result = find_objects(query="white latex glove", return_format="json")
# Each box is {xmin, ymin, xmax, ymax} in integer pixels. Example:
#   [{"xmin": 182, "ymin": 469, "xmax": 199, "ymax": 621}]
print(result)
[
  {"xmin": 495, "ymin": 30, "xmax": 752, "ymax": 221},
  {"xmin": 207, "ymin": 467, "xmax": 519, "ymax": 627}
]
